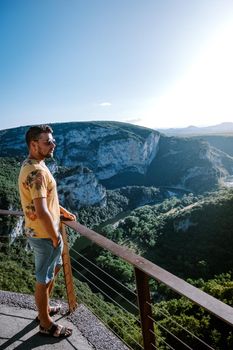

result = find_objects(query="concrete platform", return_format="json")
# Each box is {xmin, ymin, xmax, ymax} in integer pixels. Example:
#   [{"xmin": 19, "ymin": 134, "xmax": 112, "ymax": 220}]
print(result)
[
  {"xmin": 0, "ymin": 304, "xmax": 94, "ymax": 350},
  {"xmin": 0, "ymin": 290, "xmax": 130, "ymax": 350}
]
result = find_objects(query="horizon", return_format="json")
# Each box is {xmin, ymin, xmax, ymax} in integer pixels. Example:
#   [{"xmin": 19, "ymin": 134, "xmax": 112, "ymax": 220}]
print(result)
[
  {"xmin": 1, "ymin": 119, "xmax": 233, "ymax": 133},
  {"xmin": 1, "ymin": 0, "xmax": 233, "ymax": 130}
]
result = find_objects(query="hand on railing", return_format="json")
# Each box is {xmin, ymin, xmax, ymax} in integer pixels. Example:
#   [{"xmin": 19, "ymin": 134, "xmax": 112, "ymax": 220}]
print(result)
[
  {"xmin": 60, "ymin": 215, "xmax": 76, "ymax": 222},
  {"xmin": 60, "ymin": 206, "xmax": 77, "ymax": 221}
]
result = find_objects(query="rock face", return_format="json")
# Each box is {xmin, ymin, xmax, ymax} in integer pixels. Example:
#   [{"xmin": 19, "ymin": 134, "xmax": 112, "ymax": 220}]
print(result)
[
  {"xmin": 53, "ymin": 122, "xmax": 160, "ymax": 180},
  {"xmin": 57, "ymin": 167, "xmax": 106, "ymax": 209},
  {"xmin": 1, "ymin": 121, "xmax": 233, "ymax": 207},
  {"xmin": 174, "ymin": 218, "xmax": 197, "ymax": 232},
  {"xmin": 0, "ymin": 122, "xmax": 160, "ymax": 207},
  {"xmin": 0, "ymin": 122, "xmax": 159, "ymax": 177},
  {"xmin": 10, "ymin": 216, "xmax": 24, "ymax": 239},
  {"xmin": 145, "ymin": 136, "xmax": 233, "ymax": 193}
]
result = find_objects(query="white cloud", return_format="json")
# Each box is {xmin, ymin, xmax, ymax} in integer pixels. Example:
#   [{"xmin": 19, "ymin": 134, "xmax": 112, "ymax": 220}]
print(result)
[
  {"xmin": 99, "ymin": 102, "xmax": 112, "ymax": 107},
  {"xmin": 125, "ymin": 118, "xmax": 142, "ymax": 124}
]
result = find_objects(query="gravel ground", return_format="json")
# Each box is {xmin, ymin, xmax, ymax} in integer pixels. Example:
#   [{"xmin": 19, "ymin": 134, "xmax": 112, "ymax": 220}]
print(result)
[{"xmin": 0, "ymin": 290, "xmax": 130, "ymax": 350}]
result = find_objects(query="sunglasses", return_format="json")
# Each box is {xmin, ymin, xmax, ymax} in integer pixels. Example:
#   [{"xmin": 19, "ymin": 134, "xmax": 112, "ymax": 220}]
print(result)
[{"xmin": 34, "ymin": 138, "xmax": 56, "ymax": 146}]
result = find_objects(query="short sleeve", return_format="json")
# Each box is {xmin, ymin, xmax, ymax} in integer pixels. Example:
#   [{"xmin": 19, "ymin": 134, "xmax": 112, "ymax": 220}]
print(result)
[{"xmin": 25, "ymin": 169, "xmax": 48, "ymax": 199}]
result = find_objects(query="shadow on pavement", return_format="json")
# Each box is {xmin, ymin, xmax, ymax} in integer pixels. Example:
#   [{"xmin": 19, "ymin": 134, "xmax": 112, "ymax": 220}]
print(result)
[{"xmin": 0, "ymin": 312, "xmax": 79, "ymax": 350}]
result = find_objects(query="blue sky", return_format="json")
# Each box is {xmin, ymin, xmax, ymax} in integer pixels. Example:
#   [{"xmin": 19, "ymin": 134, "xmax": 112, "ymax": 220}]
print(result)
[{"xmin": 1, "ymin": 0, "xmax": 233, "ymax": 130}]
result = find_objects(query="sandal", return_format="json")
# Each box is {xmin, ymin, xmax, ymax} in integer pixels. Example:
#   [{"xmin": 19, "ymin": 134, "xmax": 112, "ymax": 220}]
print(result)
[
  {"xmin": 39, "ymin": 322, "xmax": 72, "ymax": 338},
  {"xmin": 35, "ymin": 305, "xmax": 62, "ymax": 322},
  {"xmin": 49, "ymin": 305, "xmax": 62, "ymax": 316}
]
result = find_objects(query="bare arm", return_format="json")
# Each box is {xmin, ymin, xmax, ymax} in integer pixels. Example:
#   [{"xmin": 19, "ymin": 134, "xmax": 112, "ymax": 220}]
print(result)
[{"xmin": 33, "ymin": 197, "xmax": 60, "ymax": 247}]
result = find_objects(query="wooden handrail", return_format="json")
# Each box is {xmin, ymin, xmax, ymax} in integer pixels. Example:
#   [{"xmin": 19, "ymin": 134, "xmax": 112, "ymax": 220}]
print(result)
[
  {"xmin": 0, "ymin": 209, "xmax": 24, "ymax": 216},
  {"xmin": 66, "ymin": 221, "xmax": 233, "ymax": 326},
  {"xmin": 1, "ymin": 208, "xmax": 233, "ymax": 327}
]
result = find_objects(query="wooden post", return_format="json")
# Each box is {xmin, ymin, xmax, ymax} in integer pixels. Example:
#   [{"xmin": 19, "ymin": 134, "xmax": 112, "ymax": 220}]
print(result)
[
  {"xmin": 61, "ymin": 223, "xmax": 78, "ymax": 312},
  {"xmin": 135, "ymin": 267, "xmax": 156, "ymax": 350}
]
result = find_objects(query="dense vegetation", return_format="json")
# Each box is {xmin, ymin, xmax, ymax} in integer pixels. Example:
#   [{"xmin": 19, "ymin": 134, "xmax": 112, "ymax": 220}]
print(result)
[
  {"xmin": 0, "ymin": 157, "xmax": 20, "ymax": 209},
  {"xmin": 78, "ymin": 186, "xmax": 164, "ymax": 227},
  {"xmin": 0, "ymin": 157, "xmax": 21, "ymax": 236},
  {"xmin": 96, "ymin": 189, "xmax": 233, "ymax": 281}
]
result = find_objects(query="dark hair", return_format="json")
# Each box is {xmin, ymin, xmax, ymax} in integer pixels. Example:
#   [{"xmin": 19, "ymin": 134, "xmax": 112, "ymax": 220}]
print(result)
[{"xmin": 25, "ymin": 125, "xmax": 53, "ymax": 147}]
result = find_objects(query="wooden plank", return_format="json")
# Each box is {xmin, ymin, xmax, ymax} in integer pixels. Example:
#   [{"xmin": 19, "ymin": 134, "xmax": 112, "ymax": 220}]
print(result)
[
  {"xmin": 135, "ymin": 267, "xmax": 155, "ymax": 350},
  {"xmin": 0, "ymin": 209, "xmax": 23, "ymax": 216},
  {"xmin": 61, "ymin": 223, "xmax": 78, "ymax": 313}
]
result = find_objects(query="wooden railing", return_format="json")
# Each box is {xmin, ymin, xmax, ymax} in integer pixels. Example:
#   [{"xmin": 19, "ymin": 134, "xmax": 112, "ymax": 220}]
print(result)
[{"xmin": 1, "ymin": 209, "xmax": 233, "ymax": 350}]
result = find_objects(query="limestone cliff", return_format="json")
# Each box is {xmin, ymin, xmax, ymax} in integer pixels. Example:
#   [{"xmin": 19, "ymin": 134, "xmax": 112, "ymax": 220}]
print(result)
[
  {"xmin": 52, "ymin": 122, "xmax": 160, "ymax": 180},
  {"xmin": 0, "ymin": 122, "xmax": 160, "ymax": 206},
  {"xmin": 1, "ymin": 121, "xmax": 233, "ymax": 207},
  {"xmin": 56, "ymin": 166, "xmax": 106, "ymax": 209}
]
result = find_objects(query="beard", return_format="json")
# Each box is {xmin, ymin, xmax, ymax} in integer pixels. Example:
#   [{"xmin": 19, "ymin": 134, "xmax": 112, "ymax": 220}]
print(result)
[
  {"xmin": 45, "ymin": 151, "xmax": 54, "ymax": 158},
  {"xmin": 37, "ymin": 146, "xmax": 54, "ymax": 159}
]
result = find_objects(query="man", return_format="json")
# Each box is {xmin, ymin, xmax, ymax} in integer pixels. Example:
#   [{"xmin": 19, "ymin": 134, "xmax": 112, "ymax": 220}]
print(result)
[{"xmin": 18, "ymin": 125, "xmax": 75, "ymax": 338}]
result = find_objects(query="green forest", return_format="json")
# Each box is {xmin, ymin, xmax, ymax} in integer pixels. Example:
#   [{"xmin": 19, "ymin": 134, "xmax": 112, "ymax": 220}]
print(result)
[{"xmin": 1, "ymin": 156, "xmax": 233, "ymax": 349}]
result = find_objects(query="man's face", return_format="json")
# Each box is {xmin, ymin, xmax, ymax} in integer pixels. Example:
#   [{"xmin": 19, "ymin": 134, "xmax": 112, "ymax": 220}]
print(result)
[{"xmin": 34, "ymin": 132, "xmax": 56, "ymax": 159}]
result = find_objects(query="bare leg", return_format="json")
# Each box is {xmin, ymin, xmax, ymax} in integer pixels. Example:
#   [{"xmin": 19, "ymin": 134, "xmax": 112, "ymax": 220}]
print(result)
[
  {"xmin": 36, "ymin": 265, "xmax": 62, "ymax": 319},
  {"xmin": 36, "ymin": 282, "xmax": 72, "ymax": 336},
  {"xmin": 35, "ymin": 282, "xmax": 52, "ymax": 328},
  {"xmin": 35, "ymin": 270, "xmax": 72, "ymax": 336},
  {"xmin": 48, "ymin": 265, "xmax": 61, "ymax": 300}
]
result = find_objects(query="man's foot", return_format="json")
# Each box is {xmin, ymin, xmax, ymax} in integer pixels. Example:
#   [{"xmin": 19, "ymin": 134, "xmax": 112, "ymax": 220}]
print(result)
[
  {"xmin": 39, "ymin": 322, "xmax": 72, "ymax": 338},
  {"xmin": 35, "ymin": 305, "xmax": 62, "ymax": 322}
]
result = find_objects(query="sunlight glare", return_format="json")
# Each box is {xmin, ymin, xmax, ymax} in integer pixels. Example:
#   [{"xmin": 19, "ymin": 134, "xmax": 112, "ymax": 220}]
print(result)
[{"xmin": 140, "ymin": 19, "xmax": 233, "ymax": 129}]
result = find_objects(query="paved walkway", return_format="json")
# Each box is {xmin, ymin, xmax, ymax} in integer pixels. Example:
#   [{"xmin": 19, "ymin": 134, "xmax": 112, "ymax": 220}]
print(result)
[
  {"xmin": 0, "ymin": 304, "xmax": 94, "ymax": 350},
  {"xmin": 0, "ymin": 290, "xmax": 130, "ymax": 350}
]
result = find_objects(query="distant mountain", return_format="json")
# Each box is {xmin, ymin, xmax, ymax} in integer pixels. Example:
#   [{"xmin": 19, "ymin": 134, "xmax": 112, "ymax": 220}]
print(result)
[{"xmin": 158, "ymin": 122, "xmax": 233, "ymax": 136}]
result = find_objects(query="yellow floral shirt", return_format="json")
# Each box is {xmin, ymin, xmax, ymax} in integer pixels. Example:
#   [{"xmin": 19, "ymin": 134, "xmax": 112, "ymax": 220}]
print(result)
[{"xmin": 18, "ymin": 158, "xmax": 60, "ymax": 238}]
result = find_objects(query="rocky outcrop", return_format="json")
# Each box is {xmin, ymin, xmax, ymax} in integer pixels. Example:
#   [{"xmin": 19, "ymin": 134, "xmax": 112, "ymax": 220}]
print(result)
[
  {"xmin": 147, "ymin": 136, "xmax": 233, "ymax": 193},
  {"xmin": 10, "ymin": 216, "xmax": 24, "ymax": 240},
  {"xmin": 96, "ymin": 132, "xmax": 159, "ymax": 179},
  {"xmin": 53, "ymin": 123, "xmax": 160, "ymax": 180},
  {"xmin": 57, "ymin": 166, "xmax": 106, "ymax": 209},
  {"xmin": 174, "ymin": 218, "xmax": 197, "ymax": 232}
]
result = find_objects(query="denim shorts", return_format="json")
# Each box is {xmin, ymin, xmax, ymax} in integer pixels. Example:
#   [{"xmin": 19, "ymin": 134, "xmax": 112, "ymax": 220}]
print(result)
[{"xmin": 28, "ymin": 236, "xmax": 63, "ymax": 284}]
